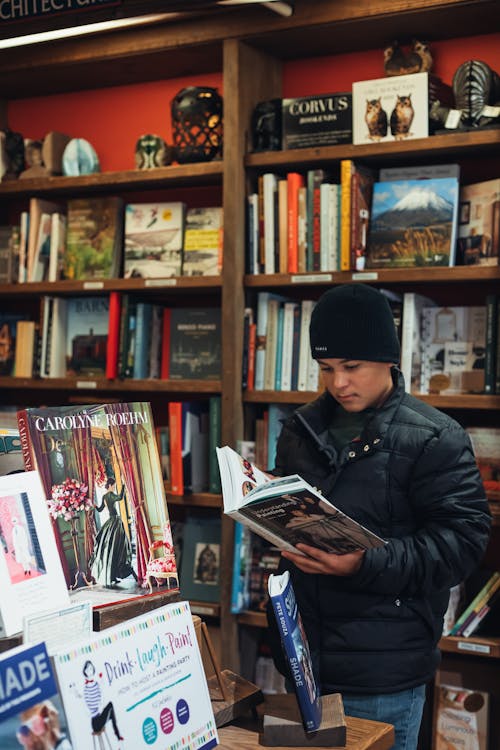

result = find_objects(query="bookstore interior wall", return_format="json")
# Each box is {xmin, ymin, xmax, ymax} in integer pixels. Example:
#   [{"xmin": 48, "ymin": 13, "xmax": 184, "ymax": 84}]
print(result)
[{"xmin": 1, "ymin": 2, "xmax": 500, "ymax": 746}]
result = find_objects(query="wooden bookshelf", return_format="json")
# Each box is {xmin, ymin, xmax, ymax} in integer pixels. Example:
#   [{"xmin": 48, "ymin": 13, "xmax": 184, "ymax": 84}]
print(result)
[{"xmin": 439, "ymin": 636, "xmax": 500, "ymax": 659}]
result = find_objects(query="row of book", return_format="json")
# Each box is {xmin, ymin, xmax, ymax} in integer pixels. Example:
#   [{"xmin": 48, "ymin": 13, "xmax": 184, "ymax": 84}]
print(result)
[
  {"xmin": 246, "ymin": 164, "xmax": 500, "ymax": 274},
  {"xmin": 0, "ymin": 298, "xmax": 221, "ymax": 381},
  {"xmin": 0, "ymin": 198, "xmax": 223, "ymax": 284},
  {"xmin": 246, "ymin": 289, "xmax": 500, "ymax": 396}
]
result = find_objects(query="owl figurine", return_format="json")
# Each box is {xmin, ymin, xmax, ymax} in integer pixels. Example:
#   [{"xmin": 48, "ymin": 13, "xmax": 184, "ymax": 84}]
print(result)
[
  {"xmin": 390, "ymin": 95, "xmax": 415, "ymax": 139},
  {"xmin": 365, "ymin": 98, "xmax": 388, "ymax": 141},
  {"xmin": 135, "ymin": 134, "xmax": 172, "ymax": 169}
]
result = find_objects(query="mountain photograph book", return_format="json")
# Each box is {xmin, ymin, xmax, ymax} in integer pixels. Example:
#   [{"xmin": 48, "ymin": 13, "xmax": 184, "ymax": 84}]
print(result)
[
  {"xmin": 268, "ymin": 570, "xmax": 322, "ymax": 733},
  {"xmin": 16, "ymin": 402, "xmax": 178, "ymax": 605},
  {"xmin": 0, "ymin": 641, "xmax": 73, "ymax": 750},
  {"xmin": 0, "ymin": 471, "xmax": 70, "ymax": 637},
  {"xmin": 216, "ymin": 445, "xmax": 386, "ymax": 555},
  {"xmin": 366, "ymin": 177, "xmax": 460, "ymax": 268},
  {"xmin": 124, "ymin": 201, "xmax": 185, "ymax": 278},
  {"xmin": 53, "ymin": 601, "xmax": 218, "ymax": 750}
]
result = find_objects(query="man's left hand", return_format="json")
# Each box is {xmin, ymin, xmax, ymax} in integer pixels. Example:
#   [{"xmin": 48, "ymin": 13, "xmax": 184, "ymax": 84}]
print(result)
[{"xmin": 281, "ymin": 544, "xmax": 365, "ymax": 576}]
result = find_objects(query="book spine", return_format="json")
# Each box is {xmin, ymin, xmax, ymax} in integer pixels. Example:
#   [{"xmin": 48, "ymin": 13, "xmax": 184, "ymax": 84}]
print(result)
[
  {"xmin": 209, "ymin": 396, "xmax": 222, "ymax": 494},
  {"xmin": 484, "ymin": 294, "xmax": 498, "ymax": 394},
  {"xmin": 168, "ymin": 402, "xmax": 184, "ymax": 496},
  {"xmin": 242, "ymin": 307, "xmax": 253, "ymax": 390},
  {"xmin": 280, "ymin": 302, "xmax": 296, "ymax": 392},
  {"xmin": 340, "ymin": 159, "xmax": 353, "ymax": 271},
  {"xmin": 319, "ymin": 182, "xmax": 331, "ymax": 271},
  {"xmin": 264, "ymin": 298, "xmax": 280, "ymax": 391},
  {"xmin": 254, "ymin": 292, "xmax": 270, "ymax": 391},
  {"xmin": 496, "ymin": 296, "xmax": 500, "ymax": 394},
  {"xmin": 297, "ymin": 185, "xmax": 307, "ymax": 274},
  {"xmin": 246, "ymin": 193, "xmax": 259, "ymax": 274},
  {"xmin": 297, "ymin": 299, "xmax": 313, "ymax": 391},
  {"xmin": 290, "ymin": 303, "xmax": 302, "ymax": 392},
  {"xmin": 287, "ymin": 172, "xmax": 304, "ymax": 274},
  {"xmin": 461, "ymin": 585, "xmax": 500, "ymax": 638},
  {"xmin": 133, "ymin": 302, "xmax": 153, "ymax": 379},
  {"xmin": 449, "ymin": 571, "xmax": 500, "ymax": 635},
  {"xmin": 263, "ymin": 173, "xmax": 278, "ymax": 274},
  {"xmin": 106, "ymin": 291, "xmax": 121, "ymax": 379},
  {"xmin": 247, "ymin": 321, "xmax": 257, "ymax": 392},
  {"xmin": 278, "ymin": 179, "xmax": 288, "ymax": 273},
  {"xmin": 160, "ymin": 308, "xmax": 171, "ymax": 379},
  {"xmin": 17, "ymin": 409, "xmax": 36, "ymax": 471},
  {"xmin": 274, "ymin": 303, "xmax": 285, "ymax": 390},
  {"xmin": 455, "ymin": 576, "xmax": 500, "ymax": 636}
]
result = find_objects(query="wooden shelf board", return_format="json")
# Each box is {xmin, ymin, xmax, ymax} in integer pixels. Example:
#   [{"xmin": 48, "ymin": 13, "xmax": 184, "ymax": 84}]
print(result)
[
  {"xmin": 1, "ymin": 0, "xmax": 498, "ymax": 97},
  {"xmin": 0, "ymin": 376, "xmax": 221, "ymax": 393},
  {"xmin": 0, "ymin": 276, "xmax": 222, "ymax": 297},
  {"xmin": 188, "ymin": 600, "xmax": 221, "ymax": 619},
  {"xmin": 439, "ymin": 635, "xmax": 500, "ymax": 659},
  {"xmin": 243, "ymin": 389, "xmax": 500, "ymax": 410},
  {"xmin": 167, "ymin": 492, "xmax": 222, "ymax": 509},
  {"xmin": 245, "ymin": 266, "xmax": 500, "ymax": 288},
  {"xmin": 236, "ymin": 610, "xmax": 268, "ymax": 628},
  {"xmin": 246, "ymin": 130, "xmax": 500, "ymax": 170},
  {"xmin": 0, "ymin": 161, "xmax": 223, "ymax": 197}
]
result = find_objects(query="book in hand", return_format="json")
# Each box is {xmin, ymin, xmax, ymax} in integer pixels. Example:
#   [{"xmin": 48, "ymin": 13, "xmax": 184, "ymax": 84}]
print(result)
[
  {"xmin": 216, "ymin": 445, "xmax": 386, "ymax": 555},
  {"xmin": 16, "ymin": 402, "xmax": 178, "ymax": 604},
  {"xmin": 268, "ymin": 570, "xmax": 322, "ymax": 733},
  {"xmin": 52, "ymin": 601, "xmax": 218, "ymax": 750},
  {"xmin": 0, "ymin": 641, "xmax": 73, "ymax": 749},
  {"xmin": 0, "ymin": 471, "xmax": 70, "ymax": 636}
]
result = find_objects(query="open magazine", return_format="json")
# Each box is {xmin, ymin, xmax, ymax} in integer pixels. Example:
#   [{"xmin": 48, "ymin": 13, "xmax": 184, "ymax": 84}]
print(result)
[{"xmin": 216, "ymin": 445, "xmax": 386, "ymax": 555}]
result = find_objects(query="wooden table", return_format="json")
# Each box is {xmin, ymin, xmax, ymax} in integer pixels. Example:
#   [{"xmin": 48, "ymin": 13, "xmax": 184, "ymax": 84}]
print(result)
[{"xmin": 217, "ymin": 713, "xmax": 395, "ymax": 750}]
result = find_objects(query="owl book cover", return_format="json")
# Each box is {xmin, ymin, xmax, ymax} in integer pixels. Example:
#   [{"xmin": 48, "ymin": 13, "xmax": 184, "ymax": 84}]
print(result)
[{"xmin": 352, "ymin": 71, "xmax": 429, "ymax": 145}]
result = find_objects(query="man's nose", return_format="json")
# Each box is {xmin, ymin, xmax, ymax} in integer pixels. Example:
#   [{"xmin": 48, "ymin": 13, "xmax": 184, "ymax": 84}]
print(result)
[{"xmin": 333, "ymin": 370, "xmax": 348, "ymax": 389}]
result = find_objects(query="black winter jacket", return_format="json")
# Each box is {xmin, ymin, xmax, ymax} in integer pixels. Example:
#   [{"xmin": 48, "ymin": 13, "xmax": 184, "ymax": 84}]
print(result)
[{"xmin": 267, "ymin": 369, "xmax": 491, "ymax": 694}]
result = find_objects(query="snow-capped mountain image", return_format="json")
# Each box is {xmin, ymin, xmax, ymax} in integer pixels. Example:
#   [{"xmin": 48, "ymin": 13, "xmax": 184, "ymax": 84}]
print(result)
[
  {"xmin": 366, "ymin": 177, "xmax": 460, "ymax": 268},
  {"xmin": 371, "ymin": 186, "xmax": 453, "ymax": 230}
]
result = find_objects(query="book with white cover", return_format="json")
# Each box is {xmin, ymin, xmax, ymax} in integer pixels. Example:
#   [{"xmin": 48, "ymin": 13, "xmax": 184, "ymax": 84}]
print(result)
[
  {"xmin": 400, "ymin": 292, "xmax": 437, "ymax": 393},
  {"xmin": 53, "ymin": 601, "xmax": 218, "ymax": 750},
  {"xmin": 0, "ymin": 471, "xmax": 70, "ymax": 636},
  {"xmin": 216, "ymin": 445, "xmax": 386, "ymax": 555}
]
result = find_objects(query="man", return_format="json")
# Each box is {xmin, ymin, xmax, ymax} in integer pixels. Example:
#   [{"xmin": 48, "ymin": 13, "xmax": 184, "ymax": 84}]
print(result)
[{"xmin": 267, "ymin": 284, "xmax": 491, "ymax": 750}]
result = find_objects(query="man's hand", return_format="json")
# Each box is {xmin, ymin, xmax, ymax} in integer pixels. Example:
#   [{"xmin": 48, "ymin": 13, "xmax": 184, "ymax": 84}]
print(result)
[{"xmin": 281, "ymin": 544, "xmax": 365, "ymax": 576}]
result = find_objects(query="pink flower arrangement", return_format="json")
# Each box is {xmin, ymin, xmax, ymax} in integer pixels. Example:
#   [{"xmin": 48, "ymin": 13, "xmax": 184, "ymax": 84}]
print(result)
[{"xmin": 48, "ymin": 478, "xmax": 92, "ymax": 521}]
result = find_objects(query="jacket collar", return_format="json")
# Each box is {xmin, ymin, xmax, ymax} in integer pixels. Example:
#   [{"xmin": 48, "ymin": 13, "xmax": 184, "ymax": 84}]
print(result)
[{"xmin": 294, "ymin": 367, "xmax": 406, "ymax": 466}]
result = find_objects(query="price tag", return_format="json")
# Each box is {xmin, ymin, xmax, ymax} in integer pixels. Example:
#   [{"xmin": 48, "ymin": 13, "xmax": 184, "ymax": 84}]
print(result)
[
  {"xmin": 291, "ymin": 274, "xmax": 332, "ymax": 283},
  {"xmin": 76, "ymin": 381, "xmax": 97, "ymax": 389},
  {"xmin": 457, "ymin": 641, "xmax": 490, "ymax": 654},
  {"xmin": 352, "ymin": 272, "xmax": 378, "ymax": 280},
  {"xmin": 145, "ymin": 278, "xmax": 178, "ymax": 287},
  {"xmin": 83, "ymin": 281, "xmax": 104, "ymax": 290}
]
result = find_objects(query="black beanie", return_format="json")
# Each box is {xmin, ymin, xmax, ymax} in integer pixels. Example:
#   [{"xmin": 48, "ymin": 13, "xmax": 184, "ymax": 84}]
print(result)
[{"xmin": 309, "ymin": 284, "xmax": 400, "ymax": 363}]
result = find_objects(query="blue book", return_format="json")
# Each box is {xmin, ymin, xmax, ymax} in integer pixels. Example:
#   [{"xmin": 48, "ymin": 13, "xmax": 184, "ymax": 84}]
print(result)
[
  {"xmin": 230, "ymin": 521, "xmax": 252, "ymax": 613},
  {"xmin": 274, "ymin": 303, "xmax": 285, "ymax": 390},
  {"xmin": 267, "ymin": 403, "xmax": 294, "ymax": 471},
  {"xmin": 133, "ymin": 301, "xmax": 153, "ymax": 379},
  {"xmin": 0, "ymin": 641, "xmax": 73, "ymax": 749},
  {"xmin": 268, "ymin": 570, "xmax": 322, "ymax": 733}
]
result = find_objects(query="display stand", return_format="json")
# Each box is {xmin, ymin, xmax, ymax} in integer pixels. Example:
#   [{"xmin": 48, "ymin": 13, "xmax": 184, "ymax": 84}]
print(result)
[
  {"xmin": 261, "ymin": 693, "xmax": 347, "ymax": 747},
  {"xmin": 194, "ymin": 617, "xmax": 264, "ymax": 727}
]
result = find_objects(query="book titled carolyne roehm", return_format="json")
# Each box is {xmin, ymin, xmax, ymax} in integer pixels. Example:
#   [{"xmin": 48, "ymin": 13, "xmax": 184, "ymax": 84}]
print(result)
[
  {"xmin": 268, "ymin": 570, "xmax": 322, "ymax": 733},
  {"xmin": 16, "ymin": 402, "xmax": 177, "ymax": 602},
  {"xmin": 216, "ymin": 445, "xmax": 385, "ymax": 555}
]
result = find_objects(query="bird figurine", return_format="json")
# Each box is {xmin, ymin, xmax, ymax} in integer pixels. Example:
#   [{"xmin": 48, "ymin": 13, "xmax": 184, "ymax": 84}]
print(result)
[{"xmin": 383, "ymin": 39, "xmax": 433, "ymax": 77}]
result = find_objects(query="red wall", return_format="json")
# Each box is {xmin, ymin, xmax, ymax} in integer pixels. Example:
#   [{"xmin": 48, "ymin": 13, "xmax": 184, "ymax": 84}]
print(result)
[{"xmin": 7, "ymin": 33, "xmax": 500, "ymax": 173}]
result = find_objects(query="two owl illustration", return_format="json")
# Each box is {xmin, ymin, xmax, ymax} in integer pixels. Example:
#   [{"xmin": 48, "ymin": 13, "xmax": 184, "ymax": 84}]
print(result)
[
  {"xmin": 390, "ymin": 95, "xmax": 415, "ymax": 139},
  {"xmin": 365, "ymin": 98, "xmax": 388, "ymax": 141}
]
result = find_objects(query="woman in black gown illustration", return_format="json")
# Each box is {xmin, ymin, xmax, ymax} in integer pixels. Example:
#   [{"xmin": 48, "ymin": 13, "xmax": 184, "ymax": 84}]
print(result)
[{"xmin": 89, "ymin": 476, "xmax": 137, "ymax": 586}]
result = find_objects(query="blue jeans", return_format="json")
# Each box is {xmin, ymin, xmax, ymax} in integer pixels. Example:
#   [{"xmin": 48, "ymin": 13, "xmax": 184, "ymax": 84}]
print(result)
[{"xmin": 341, "ymin": 685, "xmax": 426, "ymax": 750}]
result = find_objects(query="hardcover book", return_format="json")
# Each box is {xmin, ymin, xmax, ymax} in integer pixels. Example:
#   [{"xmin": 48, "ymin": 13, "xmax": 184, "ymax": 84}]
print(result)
[
  {"xmin": 268, "ymin": 570, "xmax": 322, "ymax": 733},
  {"xmin": 124, "ymin": 201, "xmax": 185, "ymax": 278},
  {"xmin": 182, "ymin": 206, "xmax": 223, "ymax": 276},
  {"xmin": 0, "ymin": 312, "xmax": 28, "ymax": 376},
  {"xmin": 16, "ymin": 402, "xmax": 178, "ymax": 602},
  {"xmin": 420, "ymin": 305, "xmax": 486, "ymax": 395},
  {"xmin": 456, "ymin": 178, "xmax": 500, "ymax": 266},
  {"xmin": 352, "ymin": 71, "xmax": 429, "ymax": 145},
  {"xmin": 282, "ymin": 92, "xmax": 352, "ymax": 150},
  {"xmin": 26, "ymin": 198, "xmax": 63, "ymax": 282},
  {"xmin": 216, "ymin": 445, "xmax": 386, "ymax": 555},
  {"xmin": 169, "ymin": 307, "xmax": 221, "ymax": 380},
  {"xmin": 179, "ymin": 515, "xmax": 221, "ymax": 603},
  {"xmin": 0, "ymin": 471, "xmax": 70, "ymax": 636},
  {"xmin": 53, "ymin": 601, "xmax": 218, "ymax": 750},
  {"xmin": 0, "ymin": 641, "xmax": 73, "ymax": 750},
  {"xmin": 366, "ymin": 177, "xmax": 460, "ymax": 268},
  {"xmin": 65, "ymin": 296, "xmax": 109, "ymax": 376},
  {"xmin": 64, "ymin": 196, "xmax": 124, "ymax": 280}
]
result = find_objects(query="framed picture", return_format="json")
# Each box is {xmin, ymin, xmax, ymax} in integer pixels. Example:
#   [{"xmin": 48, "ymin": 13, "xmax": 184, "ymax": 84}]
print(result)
[{"xmin": 179, "ymin": 516, "xmax": 221, "ymax": 602}]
